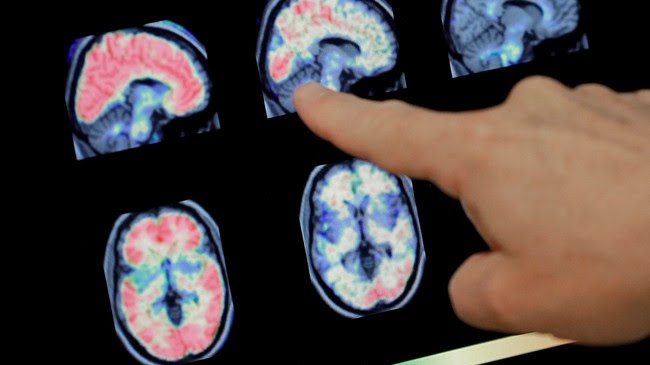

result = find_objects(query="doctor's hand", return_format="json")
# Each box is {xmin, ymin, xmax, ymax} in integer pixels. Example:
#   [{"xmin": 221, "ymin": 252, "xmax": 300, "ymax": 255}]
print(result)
[{"xmin": 293, "ymin": 76, "xmax": 650, "ymax": 345}]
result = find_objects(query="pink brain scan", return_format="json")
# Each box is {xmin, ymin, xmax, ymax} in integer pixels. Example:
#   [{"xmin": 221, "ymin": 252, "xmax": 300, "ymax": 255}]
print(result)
[
  {"xmin": 104, "ymin": 200, "xmax": 233, "ymax": 364},
  {"xmin": 65, "ymin": 20, "xmax": 219, "ymax": 160},
  {"xmin": 299, "ymin": 159, "xmax": 426, "ymax": 318},
  {"xmin": 256, "ymin": 0, "xmax": 407, "ymax": 118}
]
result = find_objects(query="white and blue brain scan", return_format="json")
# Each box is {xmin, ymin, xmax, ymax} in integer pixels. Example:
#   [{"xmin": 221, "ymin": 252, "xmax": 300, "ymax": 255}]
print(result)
[
  {"xmin": 299, "ymin": 159, "xmax": 426, "ymax": 318},
  {"xmin": 256, "ymin": 0, "xmax": 407, "ymax": 118},
  {"xmin": 442, "ymin": 0, "xmax": 589, "ymax": 77}
]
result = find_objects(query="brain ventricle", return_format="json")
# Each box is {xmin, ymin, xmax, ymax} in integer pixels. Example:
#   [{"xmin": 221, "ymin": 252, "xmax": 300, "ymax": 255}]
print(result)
[{"xmin": 106, "ymin": 202, "xmax": 231, "ymax": 363}]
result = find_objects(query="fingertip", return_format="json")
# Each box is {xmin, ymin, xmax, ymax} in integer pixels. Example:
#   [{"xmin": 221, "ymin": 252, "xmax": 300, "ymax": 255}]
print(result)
[
  {"xmin": 635, "ymin": 89, "xmax": 650, "ymax": 104},
  {"xmin": 293, "ymin": 82, "xmax": 330, "ymax": 111}
]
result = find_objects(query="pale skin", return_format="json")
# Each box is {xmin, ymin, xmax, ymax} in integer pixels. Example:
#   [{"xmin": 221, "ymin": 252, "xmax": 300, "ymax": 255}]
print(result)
[{"xmin": 293, "ymin": 76, "xmax": 650, "ymax": 345}]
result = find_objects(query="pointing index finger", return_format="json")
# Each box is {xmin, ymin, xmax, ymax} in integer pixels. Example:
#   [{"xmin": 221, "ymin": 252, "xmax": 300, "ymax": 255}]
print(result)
[{"xmin": 293, "ymin": 82, "xmax": 492, "ymax": 197}]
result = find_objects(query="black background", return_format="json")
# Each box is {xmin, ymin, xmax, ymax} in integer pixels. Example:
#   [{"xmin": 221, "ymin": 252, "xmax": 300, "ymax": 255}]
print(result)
[{"xmin": 43, "ymin": 1, "xmax": 649, "ymax": 364}]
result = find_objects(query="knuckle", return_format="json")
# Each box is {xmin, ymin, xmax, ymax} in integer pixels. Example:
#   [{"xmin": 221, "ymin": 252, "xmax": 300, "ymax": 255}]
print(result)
[
  {"xmin": 574, "ymin": 83, "xmax": 615, "ymax": 97},
  {"xmin": 505, "ymin": 77, "xmax": 573, "ymax": 120},
  {"xmin": 635, "ymin": 89, "xmax": 650, "ymax": 103},
  {"xmin": 509, "ymin": 76, "xmax": 566, "ymax": 99}
]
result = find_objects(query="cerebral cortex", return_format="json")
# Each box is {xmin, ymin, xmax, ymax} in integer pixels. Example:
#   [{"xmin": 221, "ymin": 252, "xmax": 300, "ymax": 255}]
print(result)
[
  {"xmin": 300, "ymin": 160, "xmax": 425, "ymax": 318},
  {"xmin": 104, "ymin": 201, "xmax": 232, "ymax": 364},
  {"xmin": 66, "ymin": 21, "xmax": 213, "ymax": 158},
  {"xmin": 257, "ymin": 0, "xmax": 402, "ymax": 117},
  {"xmin": 443, "ymin": 0, "xmax": 585, "ymax": 76}
]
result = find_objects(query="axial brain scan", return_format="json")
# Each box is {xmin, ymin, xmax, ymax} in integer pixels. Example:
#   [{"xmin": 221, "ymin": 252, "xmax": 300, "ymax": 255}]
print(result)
[
  {"xmin": 65, "ymin": 20, "xmax": 219, "ymax": 159},
  {"xmin": 442, "ymin": 0, "xmax": 589, "ymax": 77},
  {"xmin": 256, "ymin": 0, "xmax": 406, "ymax": 118},
  {"xmin": 300, "ymin": 160, "xmax": 425, "ymax": 318},
  {"xmin": 104, "ymin": 200, "xmax": 233, "ymax": 364}
]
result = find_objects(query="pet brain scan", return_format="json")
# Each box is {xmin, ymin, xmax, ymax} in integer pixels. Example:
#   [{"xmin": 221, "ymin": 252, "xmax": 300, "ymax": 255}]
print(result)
[
  {"xmin": 300, "ymin": 160, "xmax": 425, "ymax": 318},
  {"xmin": 104, "ymin": 201, "xmax": 233, "ymax": 364},
  {"xmin": 442, "ymin": 0, "xmax": 589, "ymax": 77},
  {"xmin": 257, "ymin": 0, "xmax": 406, "ymax": 118},
  {"xmin": 65, "ymin": 20, "xmax": 219, "ymax": 160}
]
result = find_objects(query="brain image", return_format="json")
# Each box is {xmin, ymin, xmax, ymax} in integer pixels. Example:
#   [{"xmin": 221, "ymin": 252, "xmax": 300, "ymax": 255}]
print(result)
[
  {"xmin": 104, "ymin": 200, "xmax": 233, "ymax": 364},
  {"xmin": 256, "ymin": 0, "xmax": 406, "ymax": 118},
  {"xmin": 442, "ymin": 0, "xmax": 589, "ymax": 77},
  {"xmin": 65, "ymin": 20, "xmax": 219, "ymax": 160},
  {"xmin": 299, "ymin": 160, "xmax": 425, "ymax": 318}
]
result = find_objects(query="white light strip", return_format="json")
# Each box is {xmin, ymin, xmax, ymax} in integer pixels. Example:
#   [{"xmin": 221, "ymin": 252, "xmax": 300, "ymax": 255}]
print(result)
[{"xmin": 396, "ymin": 333, "xmax": 575, "ymax": 365}]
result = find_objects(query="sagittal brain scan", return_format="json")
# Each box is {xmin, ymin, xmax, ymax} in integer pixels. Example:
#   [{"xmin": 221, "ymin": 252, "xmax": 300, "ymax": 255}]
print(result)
[
  {"xmin": 300, "ymin": 160, "xmax": 425, "ymax": 318},
  {"xmin": 65, "ymin": 20, "xmax": 219, "ymax": 159},
  {"xmin": 104, "ymin": 200, "xmax": 233, "ymax": 364},
  {"xmin": 442, "ymin": 0, "xmax": 589, "ymax": 77},
  {"xmin": 256, "ymin": 0, "xmax": 407, "ymax": 118}
]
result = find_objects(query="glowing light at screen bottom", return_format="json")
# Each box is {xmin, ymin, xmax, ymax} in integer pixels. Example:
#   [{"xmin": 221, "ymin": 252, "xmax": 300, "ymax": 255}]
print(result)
[{"xmin": 396, "ymin": 333, "xmax": 574, "ymax": 365}]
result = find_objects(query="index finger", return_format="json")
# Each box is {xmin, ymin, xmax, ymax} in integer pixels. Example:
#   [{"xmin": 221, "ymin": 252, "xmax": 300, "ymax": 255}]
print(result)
[{"xmin": 293, "ymin": 82, "xmax": 493, "ymax": 197}]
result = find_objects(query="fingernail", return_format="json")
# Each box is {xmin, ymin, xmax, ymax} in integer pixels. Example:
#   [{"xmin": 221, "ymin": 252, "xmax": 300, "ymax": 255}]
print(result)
[{"xmin": 294, "ymin": 82, "xmax": 330, "ymax": 105}]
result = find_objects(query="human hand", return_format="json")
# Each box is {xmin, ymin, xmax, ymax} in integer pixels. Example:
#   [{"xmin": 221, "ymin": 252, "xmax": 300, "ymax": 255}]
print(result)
[{"xmin": 293, "ymin": 76, "xmax": 650, "ymax": 345}]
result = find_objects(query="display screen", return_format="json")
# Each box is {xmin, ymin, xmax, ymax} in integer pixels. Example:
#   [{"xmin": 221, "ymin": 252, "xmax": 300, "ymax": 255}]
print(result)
[{"xmin": 56, "ymin": 2, "xmax": 648, "ymax": 364}]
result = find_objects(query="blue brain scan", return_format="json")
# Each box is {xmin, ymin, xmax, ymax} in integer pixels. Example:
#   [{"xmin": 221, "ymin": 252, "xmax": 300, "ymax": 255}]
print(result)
[
  {"xmin": 442, "ymin": 0, "xmax": 590, "ymax": 77},
  {"xmin": 299, "ymin": 159, "xmax": 426, "ymax": 318},
  {"xmin": 256, "ymin": 0, "xmax": 407, "ymax": 118}
]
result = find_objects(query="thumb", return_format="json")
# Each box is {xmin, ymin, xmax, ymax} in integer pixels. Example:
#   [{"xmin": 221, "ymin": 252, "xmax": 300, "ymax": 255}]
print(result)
[{"xmin": 448, "ymin": 251, "xmax": 543, "ymax": 335}]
